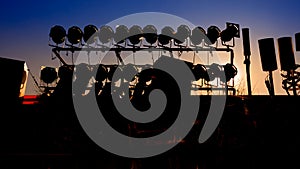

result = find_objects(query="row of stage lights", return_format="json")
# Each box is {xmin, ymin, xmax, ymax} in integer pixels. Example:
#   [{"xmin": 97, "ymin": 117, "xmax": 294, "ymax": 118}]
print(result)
[
  {"xmin": 46, "ymin": 23, "xmax": 239, "ymax": 96},
  {"xmin": 49, "ymin": 23, "xmax": 240, "ymax": 47},
  {"xmin": 40, "ymin": 61, "xmax": 237, "ymax": 89}
]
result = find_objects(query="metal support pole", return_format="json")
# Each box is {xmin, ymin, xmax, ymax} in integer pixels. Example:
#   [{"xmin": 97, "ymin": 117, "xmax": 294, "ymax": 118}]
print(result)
[
  {"xmin": 244, "ymin": 57, "xmax": 252, "ymax": 95},
  {"xmin": 269, "ymin": 71, "xmax": 275, "ymax": 96}
]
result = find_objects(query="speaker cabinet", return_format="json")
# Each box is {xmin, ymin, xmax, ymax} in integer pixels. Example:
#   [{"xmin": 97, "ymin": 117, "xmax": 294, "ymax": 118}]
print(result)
[
  {"xmin": 258, "ymin": 38, "xmax": 278, "ymax": 71},
  {"xmin": 277, "ymin": 37, "xmax": 296, "ymax": 71},
  {"xmin": 242, "ymin": 28, "xmax": 251, "ymax": 56}
]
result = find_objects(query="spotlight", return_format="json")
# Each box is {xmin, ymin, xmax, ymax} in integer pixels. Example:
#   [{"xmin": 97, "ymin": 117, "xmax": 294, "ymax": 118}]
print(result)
[
  {"xmin": 158, "ymin": 26, "xmax": 175, "ymax": 45},
  {"xmin": 206, "ymin": 26, "xmax": 221, "ymax": 45},
  {"xmin": 190, "ymin": 26, "xmax": 206, "ymax": 45},
  {"xmin": 114, "ymin": 25, "xmax": 129, "ymax": 44},
  {"xmin": 128, "ymin": 25, "xmax": 143, "ymax": 45},
  {"xmin": 67, "ymin": 26, "xmax": 83, "ymax": 45},
  {"xmin": 40, "ymin": 66, "xmax": 57, "ymax": 84},
  {"xmin": 49, "ymin": 25, "xmax": 66, "ymax": 44},
  {"xmin": 192, "ymin": 64, "xmax": 209, "ymax": 81},
  {"xmin": 223, "ymin": 63, "xmax": 238, "ymax": 82},
  {"xmin": 143, "ymin": 25, "xmax": 158, "ymax": 45},
  {"xmin": 58, "ymin": 65, "xmax": 74, "ymax": 81},
  {"xmin": 83, "ymin": 24, "xmax": 98, "ymax": 44},
  {"xmin": 220, "ymin": 22, "xmax": 240, "ymax": 42},
  {"xmin": 207, "ymin": 63, "xmax": 222, "ymax": 81},
  {"xmin": 175, "ymin": 24, "xmax": 191, "ymax": 44},
  {"xmin": 95, "ymin": 64, "xmax": 107, "ymax": 82},
  {"xmin": 99, "ymin": 25, "xmax": 114, "ymax": 44}
]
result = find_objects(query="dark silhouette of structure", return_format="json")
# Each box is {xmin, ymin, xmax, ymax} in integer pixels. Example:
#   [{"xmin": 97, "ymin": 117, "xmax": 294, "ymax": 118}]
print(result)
[{"xmin": 258, "ymin": 38, "xmax": 278, "ymax": 96}]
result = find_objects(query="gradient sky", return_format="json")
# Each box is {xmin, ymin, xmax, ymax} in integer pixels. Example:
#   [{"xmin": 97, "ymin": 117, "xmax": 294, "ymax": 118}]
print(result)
[{"xmin": 1, "ymin": 0, "xmax": 300, "ymax": 95}]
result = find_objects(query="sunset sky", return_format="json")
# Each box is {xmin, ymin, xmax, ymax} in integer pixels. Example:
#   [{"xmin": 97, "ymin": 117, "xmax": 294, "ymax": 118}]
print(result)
[{"xmin": 1, "ymin": 0, "xmax": 300, "ymax": 95}]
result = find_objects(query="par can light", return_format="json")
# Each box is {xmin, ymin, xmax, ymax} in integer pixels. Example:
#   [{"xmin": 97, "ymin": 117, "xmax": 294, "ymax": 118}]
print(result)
[
  {"xmin": 220, "ymin": 23, "xmax": 240, "ymax": 42},
  {"xmin": 143, "ymin": 25, "xmax": 158, "ymax": 45},
  {"xmin": 67, "ymin": 26, "xmax": 83, "ymax": 45},
  {"xmin": 190, "ymin": 26, "xmax": 206, "ymax": 46},
  {"xmin": 158, "ymin": 26, "xmax": 175, "ymax": 45},
  {"xmin": 206, "ymin": 26, "xmax": 221, "ymax": 45},
  {"xmin": 114, "ymin": 25, "xmax": 129, "ymax": 44},
  {"xmin": 175, "ymin": 24, "xmax": 191, "ymax": 44},
  {"xmin": 83, "ymin": 24, "xmax": 98, "ymax": 44},
  {"xmin": 99, "ymin": 25, "xmax": 114, "ymax": 44},
  {"xmin": 49, "ymin": 25, "xmax": 66, "ymax": 45}
]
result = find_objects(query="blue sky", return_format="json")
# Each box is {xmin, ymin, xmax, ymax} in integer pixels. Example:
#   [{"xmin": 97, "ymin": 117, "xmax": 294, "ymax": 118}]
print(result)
[{"xmin": 1, "ymin": 0, "xmax": 300, "ymax": 95}]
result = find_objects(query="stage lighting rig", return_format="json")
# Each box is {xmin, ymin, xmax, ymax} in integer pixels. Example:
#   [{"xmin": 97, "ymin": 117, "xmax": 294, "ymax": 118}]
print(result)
[
  {"xmin": 40, "ymin": 66, "xmax": 58, "ymax": 84},
  {"xmin": 49, "ymin": 25, "xmax": 66, "ymax": 45},
  {"xmin": 48, "ymin": 22, "xmax": 240, "ymax": 96}
]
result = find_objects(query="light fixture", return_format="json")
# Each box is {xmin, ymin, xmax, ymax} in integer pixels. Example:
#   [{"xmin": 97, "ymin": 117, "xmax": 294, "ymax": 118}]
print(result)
[
  {"xmin": 58, "ymin": 65, "xmax": 74, "ymax": 81},
  {"xmin": 49, "ymin": 25, "xmax": 66, "ymax": 44},
  {"xmin": 99, "ymin": 25, "xmax": 114, "ymax": 44},
  {"xmin": 40, "ymin": 66, "xmax": 57, "ymax": 84},
  {"xmin": 158, "ymin": 26, "xmax": 175, "ymax": 45},
  {"xmin": 143, "ymin": 25, "xmax": 158, "ymax": 45},
  {"xmin": 190, "ymin": 26, "xmax": 206, "ymax": 46},
  {"xmin": 223, "ymin": 63, "xmax": 237, "ymax": 82},
  {"xmin": 95, "ymin": 64, "xmax": 107, "ymax": 82},
  {"xmin": 114, "ymin": 25, "xmax": 129, "ymax": 44},
  {"xmin": 192, "ymin": 64, "xmax": 209, "ymax": 81},
  {"xmin": 67, "ymin": 26, "xmax": 83, "ymax": 45},
  {"xmin": 206, "ymin": 26, "xmax": 221, "ymax": 45},
  {"xmin": 175, "ymin": 24, "xmax": 191, "ymax": 44},
  {"xmin": 207, "ymin": 63, "xmax": 222, "ymax": 81},
  {"xmin": 83, "ymin": 24, "xmax": 98, "ymax": 44},
  {"xmin": 220, "ymin": 22, "xmax": 240, "ymax": 42},
  {"xmin": 128, "ymin": 25, "xmax": 143, "ymax": 45}
]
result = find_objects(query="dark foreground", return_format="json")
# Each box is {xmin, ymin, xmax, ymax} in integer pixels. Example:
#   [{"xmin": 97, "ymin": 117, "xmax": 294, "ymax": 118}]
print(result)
[{"xmin": 0, "ymin": 95, "xmax": 299, "ymax": 169}]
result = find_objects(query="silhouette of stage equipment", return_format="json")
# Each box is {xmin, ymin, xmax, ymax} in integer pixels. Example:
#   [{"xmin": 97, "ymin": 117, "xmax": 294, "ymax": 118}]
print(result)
[
  {"xmin": 0, "ymin": 57, "xmax": 28, "ymax": 106},
  {"xmin": 277, "ymin": 37, "xmax": 300, "ymax": 96},
  {"xmin": 48, "ymin": 23, "xmax": 240, "ymax": 96},
  {"xmin": 242, "ymin": 28, "xmax": 252, "ymax": 95},
  {"xmin": 258, "ymin": 38, "xmax": 278, "ymax": 96}
]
